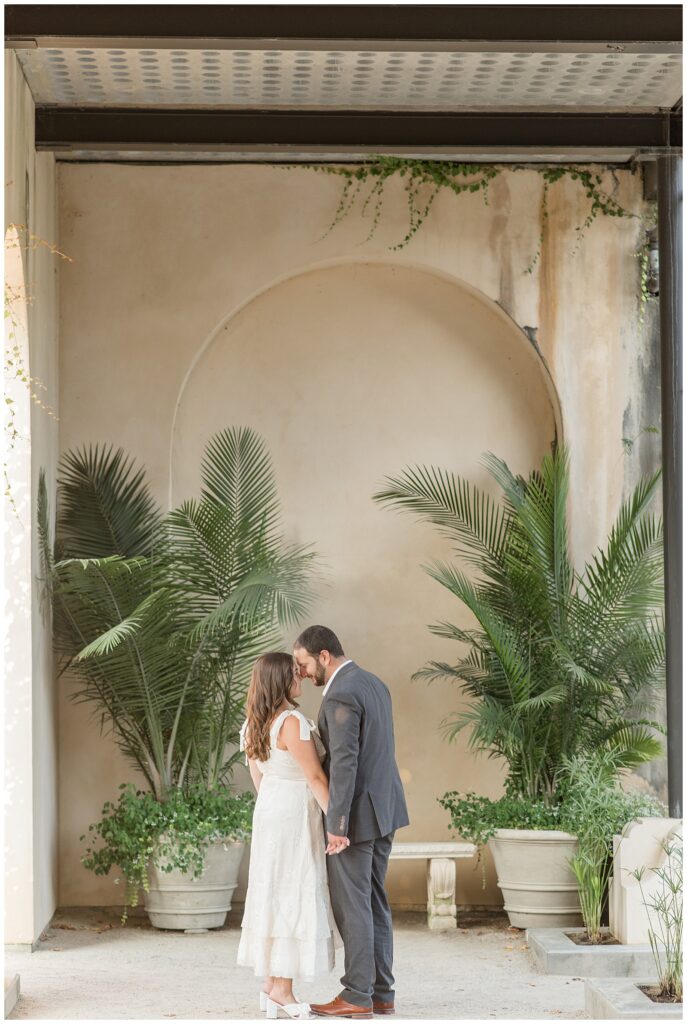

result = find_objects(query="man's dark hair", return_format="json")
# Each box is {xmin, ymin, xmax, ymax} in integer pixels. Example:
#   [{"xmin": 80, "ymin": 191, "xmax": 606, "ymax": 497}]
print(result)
[{"xmin": 294, "ymin": 625, "xmax": 345, "ymax": 658}]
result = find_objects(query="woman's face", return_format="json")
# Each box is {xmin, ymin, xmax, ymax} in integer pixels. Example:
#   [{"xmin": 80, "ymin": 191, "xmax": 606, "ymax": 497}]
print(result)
[{"xmin": 289, "ymin": 671, "xmax": 303, "ymax": 701}]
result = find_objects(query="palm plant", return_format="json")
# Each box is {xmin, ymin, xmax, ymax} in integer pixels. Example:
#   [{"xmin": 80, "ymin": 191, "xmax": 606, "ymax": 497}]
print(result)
[
  {"xmin": 40, "ymin": 427, "xmax": 316, "ymax": 801},
  {"xmin": 373, "ymin": 446, "xmax": 664, "ymax": 802}
]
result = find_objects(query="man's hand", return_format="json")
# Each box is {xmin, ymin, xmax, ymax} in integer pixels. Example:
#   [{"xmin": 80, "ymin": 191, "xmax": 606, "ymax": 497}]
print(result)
[{"xmin": 325, "ymin": 832, "xmax": 350, "ymax": 855}]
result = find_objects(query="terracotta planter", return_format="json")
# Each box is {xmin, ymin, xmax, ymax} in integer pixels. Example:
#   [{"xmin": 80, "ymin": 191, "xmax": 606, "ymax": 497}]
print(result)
[
  {"xmin": 145, "ymin": 838, "xmax": 245, "ymax": 931},
  {"xmin": 489, "ymin": 828, "xmax": 583, "ymax": 929}
]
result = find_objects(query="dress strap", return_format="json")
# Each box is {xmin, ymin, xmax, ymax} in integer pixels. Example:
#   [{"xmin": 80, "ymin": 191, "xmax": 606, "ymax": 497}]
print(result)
[{"xmin": 269, "ymin": 709, "xmax": 313, "ymax": 746}]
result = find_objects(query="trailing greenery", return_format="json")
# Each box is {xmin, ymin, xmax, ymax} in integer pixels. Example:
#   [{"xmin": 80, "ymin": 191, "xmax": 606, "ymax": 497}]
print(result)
[
  {"xmin": 299, "ymin": 158, "xmax": 635, "ymax": 259},
  {"xmin": 633, "ymin": 836, "xmax": 683, "ymax": 1002},
  {"xmin": 373, "ymin": 445, "xmax": 664, "ymax": 802},
  {"xmin": 306, "ymin": 158, "xmax": 499, "ymax": 250},
  {"xmin": 558, "ymin": 753, "xmax": 666, "ymax": 943},
  {"xmin": 40, "ymin": 426, "xmax": 316, "ymax": 800},
  {"xmin": 439, "ymin": 788, "xmax": 562, "ymax": 849},
  {"xmin": 82, "ymin": 784, "xmax": 254, "ymax": 922},
  {"xmin": 4, "ymin": 225, "xmax": 67, "ymax": 508}
]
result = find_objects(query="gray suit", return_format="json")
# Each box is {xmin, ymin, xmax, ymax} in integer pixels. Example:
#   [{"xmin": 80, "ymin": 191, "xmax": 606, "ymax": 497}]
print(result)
[{"xmin": 317, "ymin": 661, "xmax": 409, "ymax": 1008}]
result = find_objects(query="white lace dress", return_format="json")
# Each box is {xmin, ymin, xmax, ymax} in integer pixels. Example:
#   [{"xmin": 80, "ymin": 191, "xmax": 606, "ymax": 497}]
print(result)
[{"xmin": 237, "ymin": 709, "xmax": 341, "ymax": 981}]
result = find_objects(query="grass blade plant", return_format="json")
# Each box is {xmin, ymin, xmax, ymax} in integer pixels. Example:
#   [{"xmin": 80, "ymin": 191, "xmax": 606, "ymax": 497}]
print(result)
[
  {"xmin": 557, "ymin": 752, "xmax": 665, "ymax": 943},
  {"xmin": 633, "ymin": 837, "xmax": 683, "ymax": 1001}
]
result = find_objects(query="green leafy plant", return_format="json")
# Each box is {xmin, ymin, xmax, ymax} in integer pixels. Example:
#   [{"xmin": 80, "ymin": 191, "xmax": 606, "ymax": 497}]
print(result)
[
  {"xmin": 298, "ymin": 158, "xmax": 635, "ymax": 261},
  {"xmin": 439, "ymin": 788, "xmax": 562, "ymax": 849},
  {"xmin": 82, "ymin": 784, "xmax": 254, "ymax": 922},
  {"xmin": 557, "ymin": 753, "xmax": 666, "ymax": 943},
  {"xmin": 440, "ymin": 753, "xmax": 664, "ymax": 906},
  {"xmin": 373, "ymin": 445, "xmax": 664, "ymax": 802},
  {"xmin": 633, "ymin": 837, "xmax": 683, "ymax": 1002},
  {"xmin": 304, "ymin": 158, "xmax": 499, "ymax": 249}
]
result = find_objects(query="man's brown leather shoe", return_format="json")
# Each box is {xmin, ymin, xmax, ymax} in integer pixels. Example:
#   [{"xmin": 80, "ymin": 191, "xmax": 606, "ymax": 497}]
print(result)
[
  {"xmin": 372, "ymin": 1000, "xmax": 395, "ymax": 1015},
  {"xmin": 310, "ymin": 996, "xmax": 373, "ymax": 1019}
]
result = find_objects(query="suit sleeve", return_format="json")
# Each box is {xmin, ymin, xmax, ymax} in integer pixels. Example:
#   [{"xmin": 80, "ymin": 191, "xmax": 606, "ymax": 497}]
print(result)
[{"xmin": 323, "ymin": 696, "xmax": 361, "ymax": 837}]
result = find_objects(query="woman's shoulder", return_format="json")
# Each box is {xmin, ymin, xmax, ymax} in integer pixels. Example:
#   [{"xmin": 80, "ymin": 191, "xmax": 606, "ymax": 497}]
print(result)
[{"xmin": 273, "ymin": 707, "xmax": 315, "ymax": 740}]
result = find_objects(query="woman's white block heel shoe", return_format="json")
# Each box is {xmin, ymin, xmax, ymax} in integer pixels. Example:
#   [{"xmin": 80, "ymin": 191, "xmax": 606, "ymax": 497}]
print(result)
[{"xmin": 265, "ymin": 997, "xmax": 313, "ymax": 1020}]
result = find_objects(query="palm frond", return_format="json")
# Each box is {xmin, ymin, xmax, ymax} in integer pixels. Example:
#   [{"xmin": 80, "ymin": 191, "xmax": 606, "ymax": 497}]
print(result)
[
  {"xmin": 57, "ymin": 444, "xmax": 161, "ymax": 558},
  {"xmin": 373, "ymin": 464, "xmax": 509, "ymax": 571}
]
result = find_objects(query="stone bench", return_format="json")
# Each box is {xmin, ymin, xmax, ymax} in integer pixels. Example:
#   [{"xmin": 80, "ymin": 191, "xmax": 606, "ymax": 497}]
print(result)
[{"xmin": 390, "ymin": 841, "xmax": 476, "ymax": 930}]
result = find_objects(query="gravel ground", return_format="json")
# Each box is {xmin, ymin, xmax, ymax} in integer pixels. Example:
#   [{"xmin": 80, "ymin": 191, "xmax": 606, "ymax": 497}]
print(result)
[{"xmin": 6, "ymin": 908, "xmax": 588, "ymax": 1020}]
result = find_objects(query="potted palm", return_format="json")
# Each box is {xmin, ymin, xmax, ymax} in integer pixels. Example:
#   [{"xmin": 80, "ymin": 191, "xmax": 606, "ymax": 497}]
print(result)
[
  {"xmin": 374, "ymin": 446, "xmax": 664, "ymax": 928},
  {"xmin": 40, "ymin": 427, "xmax": 316, "ymax": 928}
]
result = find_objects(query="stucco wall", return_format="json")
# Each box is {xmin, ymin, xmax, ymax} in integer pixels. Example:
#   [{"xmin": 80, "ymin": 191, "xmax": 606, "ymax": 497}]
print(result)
[
  {"xmin": 4, "ymin": 52, "xmax": 59, "ymax": 945},
  {"xmin": 56, "ymin": 161, "xmax": 659, "ymax": 910}
]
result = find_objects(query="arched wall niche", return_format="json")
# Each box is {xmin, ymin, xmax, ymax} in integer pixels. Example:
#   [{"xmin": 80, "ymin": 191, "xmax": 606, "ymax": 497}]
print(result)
[
  {"xmin": 170, "ymin": 258, "xmax": 563, "ymax": 500},
  {"xmin": 170, "ymin": 259, "xmax": 561, "ymax": 907}
]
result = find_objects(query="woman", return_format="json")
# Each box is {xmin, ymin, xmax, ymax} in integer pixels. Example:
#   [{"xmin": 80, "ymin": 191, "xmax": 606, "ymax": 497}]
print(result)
[{"xmin": 237, "ymin": 652, "xmax": 342, "ymax": 1020}]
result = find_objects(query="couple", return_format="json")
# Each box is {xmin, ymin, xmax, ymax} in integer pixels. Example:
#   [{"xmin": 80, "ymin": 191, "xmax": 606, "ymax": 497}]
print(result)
[{"xmin": 237, "ymin": 625, "xmax": 409, "ymax": 1020}]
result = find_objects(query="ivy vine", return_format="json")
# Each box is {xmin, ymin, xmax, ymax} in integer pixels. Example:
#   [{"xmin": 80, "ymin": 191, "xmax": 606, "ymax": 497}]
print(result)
[
  {"xmin": 293, "ymin": 158, "xmax": 653, "ymax": 314},
  {"xmin": 634, "ymin": 213, "xmax": 659, "ymax": 325},
  {"xmin": 305, "ymin": 158, "xmax": 500, "ymax": 250}
]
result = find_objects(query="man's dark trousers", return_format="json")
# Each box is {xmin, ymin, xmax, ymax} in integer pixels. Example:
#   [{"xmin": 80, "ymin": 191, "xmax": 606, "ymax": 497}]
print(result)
[{"xmin": 326, "ymin": 832, "xmax": 395, "ymax": 1009}]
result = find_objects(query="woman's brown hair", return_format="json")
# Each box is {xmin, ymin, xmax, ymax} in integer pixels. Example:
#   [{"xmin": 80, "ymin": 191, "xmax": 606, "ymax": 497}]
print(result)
[{"xmin": 244, "ymin": 652, "xmax": 298, "ymax": 763}]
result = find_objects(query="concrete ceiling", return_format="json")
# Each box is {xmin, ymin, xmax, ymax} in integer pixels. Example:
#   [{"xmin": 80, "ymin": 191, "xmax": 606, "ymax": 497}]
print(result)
[{"xmin": 6, "ymin": 4, "xmax": 683, "ymax": 163}]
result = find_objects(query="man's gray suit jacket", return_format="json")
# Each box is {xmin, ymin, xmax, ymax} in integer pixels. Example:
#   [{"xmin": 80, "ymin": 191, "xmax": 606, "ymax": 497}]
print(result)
[{"xmin": 317, "ymin": 661, "xmax": 409, "ymax": 843}]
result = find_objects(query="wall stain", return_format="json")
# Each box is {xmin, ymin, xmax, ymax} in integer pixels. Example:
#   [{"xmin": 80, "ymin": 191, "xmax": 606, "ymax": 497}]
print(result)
[{"xmin": 488, "ymin": 174, "xmax": 514, "ymax": 316}]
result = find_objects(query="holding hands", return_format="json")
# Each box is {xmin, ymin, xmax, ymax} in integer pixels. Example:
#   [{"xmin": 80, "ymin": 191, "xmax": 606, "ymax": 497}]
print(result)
[{"xmin": 325, "ymin": 832, "xmax": 350, "ymax": 855}]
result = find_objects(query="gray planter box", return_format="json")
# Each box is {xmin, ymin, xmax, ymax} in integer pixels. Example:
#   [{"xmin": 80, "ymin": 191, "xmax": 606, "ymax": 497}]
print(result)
[
  {"xmin": 585, "ymin": 978, "xmax": 683, "ymax": 1020},
  {"xmin": 4, "ymin": 974, "xmax": 20, "ymax": 1019},
  {"xmin": 528, "ymin": 927, "xmax": 655, "ymax": 976}
]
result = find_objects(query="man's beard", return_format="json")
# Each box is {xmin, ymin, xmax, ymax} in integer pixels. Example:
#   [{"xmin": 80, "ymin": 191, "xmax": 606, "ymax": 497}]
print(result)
[{"xmin": 313, "ymin": 662, "xmax": 326, "ymax": 688}]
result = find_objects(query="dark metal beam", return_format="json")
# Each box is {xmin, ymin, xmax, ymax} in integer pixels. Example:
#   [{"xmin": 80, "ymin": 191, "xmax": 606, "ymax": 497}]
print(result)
[
  {"xmin": 5, "ymin": 4, "xmax": 682, "ymax": 44},
  {"xmin": 35, "ymin": 108, "xmax": 680, "ymax": 153},
  {"xmin": 658, "ymin": 154, "xmax": 683, "ymax": 818}
]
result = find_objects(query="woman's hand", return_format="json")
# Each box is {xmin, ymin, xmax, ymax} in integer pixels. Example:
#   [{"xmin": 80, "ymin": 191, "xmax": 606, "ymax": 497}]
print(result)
[{"xmin": 325, "ymin": 833, "xmax": 350, "ymax": 855}]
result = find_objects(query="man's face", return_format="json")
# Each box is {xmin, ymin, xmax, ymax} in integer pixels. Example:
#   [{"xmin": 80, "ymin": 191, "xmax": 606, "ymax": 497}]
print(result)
[{"xmin": 293, "ymin": 646, "xmax": 327, "ymax": 688}]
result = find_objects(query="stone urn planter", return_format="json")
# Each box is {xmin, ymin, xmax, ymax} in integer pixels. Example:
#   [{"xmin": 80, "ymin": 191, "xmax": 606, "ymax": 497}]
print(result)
[
  {"xmin": 489, "ymin": 828, "xmax": 583, "ymax": 928},
  {"xmin": 145, "ymin": 838, "xmax": 245, "ymax": 931}
]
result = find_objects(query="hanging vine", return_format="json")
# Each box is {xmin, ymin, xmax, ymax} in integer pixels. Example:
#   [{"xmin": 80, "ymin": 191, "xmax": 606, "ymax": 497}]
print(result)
[
  {"xmin": 4, "ymin": 225, "xmax": 70, "ymax": 508},
  {"xmin": 292, "ymin": 157, "xmax": 643, "ymax": 282},
  {"xmin": 634, "ymin": 208, "xmax": 658, "ymax": 325},
  {"xmin": 305, "ymin": 158, "xmax": 500, "ymax": 249}
]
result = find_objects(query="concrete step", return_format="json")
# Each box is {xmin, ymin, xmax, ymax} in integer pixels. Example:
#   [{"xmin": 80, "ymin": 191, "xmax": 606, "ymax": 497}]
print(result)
[{"xmin": 4, "ymin": 974, "xmax": 20, "ymax": 1019}]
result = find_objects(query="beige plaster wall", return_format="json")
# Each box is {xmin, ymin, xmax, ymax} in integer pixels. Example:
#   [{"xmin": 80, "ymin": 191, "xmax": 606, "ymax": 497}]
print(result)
[
  {"xmin": 57, "ymin": 162, "xmax": 655, "ymax": 909},
  {"xmin": 4, "ymin": 52, "xmax": 59, "ymax": 945}
]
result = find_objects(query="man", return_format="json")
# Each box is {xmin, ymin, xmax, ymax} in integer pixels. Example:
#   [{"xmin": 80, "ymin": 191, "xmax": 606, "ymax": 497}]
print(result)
[{"xmin": 293, "ymin": 625, "xmax": 410, "ymax": 1020}]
